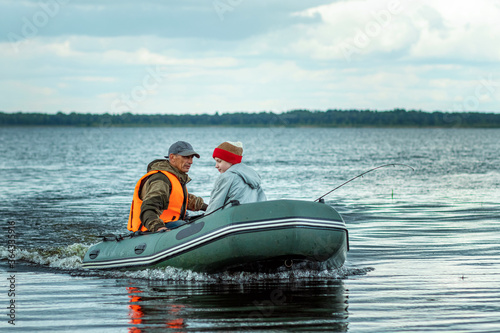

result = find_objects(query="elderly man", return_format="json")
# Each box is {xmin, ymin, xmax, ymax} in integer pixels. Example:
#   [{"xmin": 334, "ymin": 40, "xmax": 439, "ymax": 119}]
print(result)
[{"xmin": 128, "ymin": 141, "xmax": 207, "ymax": 233}]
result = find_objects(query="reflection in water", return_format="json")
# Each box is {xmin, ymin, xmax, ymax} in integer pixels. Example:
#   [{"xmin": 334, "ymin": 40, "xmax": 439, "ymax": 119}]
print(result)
[
  {"xmin": 127, "ymin": 286, "xmax": 144, "ymax": 332},
  {"xmin": 2, "ymin": 128, "xmax": 499, "ymax": 332},
  {"xmin": 127, "ymin": 285, "xmax": 187, "ymax": 332},
  {"xmin": 166, "ymin": 305, "xmax": 186, "ymax": 330},
  {"xmin": 123, "ymin": 279, "xmax": 348, "ymax": 332}
]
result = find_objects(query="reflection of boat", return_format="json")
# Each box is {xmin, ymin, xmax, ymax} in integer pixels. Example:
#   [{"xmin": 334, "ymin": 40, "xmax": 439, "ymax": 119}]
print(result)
[
  {"xmin": 124, "ymin": 280, "xmax": 348, "ymax": 332},
  {"xmin": 127, "ymin": 286, "xmax": 185, "ymax": 331},
  {"xmin": 82, "ymin": 200, "xmax": 348, "ymax": 273}
]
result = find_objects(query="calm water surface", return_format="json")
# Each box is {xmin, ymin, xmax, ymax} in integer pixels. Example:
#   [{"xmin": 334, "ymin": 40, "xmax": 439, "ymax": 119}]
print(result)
[{"xmin": 1, "ymin": 127, "xmax": 499, "ymax": 332}]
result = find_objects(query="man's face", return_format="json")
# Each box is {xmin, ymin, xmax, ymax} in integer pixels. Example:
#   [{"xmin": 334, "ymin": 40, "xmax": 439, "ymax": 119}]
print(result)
[{"xmin": 169, "ymin": 154, "xmax": 194, "ymax": 173}]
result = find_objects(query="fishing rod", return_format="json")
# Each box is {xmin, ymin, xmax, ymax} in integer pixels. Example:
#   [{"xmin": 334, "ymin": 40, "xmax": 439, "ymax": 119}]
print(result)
[
  {"xmin": 314, "ymin": 163, "xmax": 414, "ymax": 202},
  {"xmin": 183, "ymin": 200, "xmax": 240, "ymax": 224}
]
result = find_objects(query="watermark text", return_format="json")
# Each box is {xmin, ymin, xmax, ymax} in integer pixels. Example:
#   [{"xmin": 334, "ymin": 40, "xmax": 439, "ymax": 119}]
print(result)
[
  {"xmin": 7, "ymin": 0, "xmax": 71, "ymax": 53},
  {"xmin": 339, "ymin": 0, "xmax": 403, "ymax": 62},
  {"xmin": 6, "ymin": 221, "xmax": 17, "ymax": 325},
  {"xmin": 213, "ymin": 0, "xmax": 244, "ymax": 21}
]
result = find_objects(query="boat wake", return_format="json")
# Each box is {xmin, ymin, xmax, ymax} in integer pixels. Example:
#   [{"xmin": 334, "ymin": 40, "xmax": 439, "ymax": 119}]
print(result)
[
  {"xmin": 0, "ymin": 243, "xmax": 89, "ymax": 270},
  {"xmin": 1, "ymin": 243, "xmax": 373, "ymax": 282}
]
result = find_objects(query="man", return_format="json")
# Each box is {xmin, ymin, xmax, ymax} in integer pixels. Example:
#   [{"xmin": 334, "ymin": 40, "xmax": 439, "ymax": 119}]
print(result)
[{"xmin": 128, "ymin": 141, "xmax": 208, "ymax": 233}]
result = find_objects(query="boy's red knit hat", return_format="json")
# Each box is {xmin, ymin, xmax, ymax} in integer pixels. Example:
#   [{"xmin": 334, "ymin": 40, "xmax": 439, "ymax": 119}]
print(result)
[{"xmin": 212, "ymin": 141, "xmax": 243, "ymax": 164}]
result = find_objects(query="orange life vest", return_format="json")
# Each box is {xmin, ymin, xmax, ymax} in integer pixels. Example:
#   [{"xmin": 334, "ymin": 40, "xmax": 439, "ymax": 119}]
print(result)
[{"xmin": 127, "ymin": 170, "xmax": 188, "ymax": 232}]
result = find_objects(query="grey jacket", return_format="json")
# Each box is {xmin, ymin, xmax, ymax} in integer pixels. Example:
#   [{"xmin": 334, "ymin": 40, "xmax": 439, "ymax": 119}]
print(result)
[{"xmin": 206, "ymin": 163, "xmax": 266, "ymax": 214}]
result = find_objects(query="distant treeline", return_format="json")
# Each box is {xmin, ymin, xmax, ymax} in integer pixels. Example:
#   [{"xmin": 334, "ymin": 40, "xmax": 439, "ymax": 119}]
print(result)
[{"xmin": 1, "ymin": 109, "xmax": 500, "ymax": 128}]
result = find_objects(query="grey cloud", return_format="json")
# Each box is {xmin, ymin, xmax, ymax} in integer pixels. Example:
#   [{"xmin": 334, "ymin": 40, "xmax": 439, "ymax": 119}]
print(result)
[{"xmin": 1, "ymin": 0, "xmax": 332, "ymax": 42}]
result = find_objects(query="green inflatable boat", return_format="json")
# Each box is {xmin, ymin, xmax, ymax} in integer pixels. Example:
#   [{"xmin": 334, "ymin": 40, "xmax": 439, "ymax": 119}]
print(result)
[{"xmin": 82, "ymin": 200, "xmax": 348, "ymax": 273}]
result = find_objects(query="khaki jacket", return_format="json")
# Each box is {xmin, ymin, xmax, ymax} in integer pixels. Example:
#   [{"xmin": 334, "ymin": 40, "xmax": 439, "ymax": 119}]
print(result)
[{"xmin": 139, "ymin": 159, "xmax": 206, "ymax": 232}]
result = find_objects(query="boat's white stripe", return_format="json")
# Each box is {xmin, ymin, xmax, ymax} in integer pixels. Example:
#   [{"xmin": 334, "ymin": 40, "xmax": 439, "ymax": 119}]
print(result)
[{"xmin": 83, "ymin": 218, "xmax": 346, "ymax": 268}]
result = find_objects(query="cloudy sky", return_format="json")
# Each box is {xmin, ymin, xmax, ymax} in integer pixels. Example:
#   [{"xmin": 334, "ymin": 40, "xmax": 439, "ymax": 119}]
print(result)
[{"xmin": 1, "ymin": 0, "xmax": 499, "ymax": 114}]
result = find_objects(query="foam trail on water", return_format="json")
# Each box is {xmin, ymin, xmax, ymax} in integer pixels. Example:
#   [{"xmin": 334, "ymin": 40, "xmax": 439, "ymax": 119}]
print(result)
[
  {"xmin": 0, "ymin": 243, "xmax": 89, "ymax": 270},
  {"xmin": 1, "ymin": 244, "xmax": 372, "ymax": 281}
]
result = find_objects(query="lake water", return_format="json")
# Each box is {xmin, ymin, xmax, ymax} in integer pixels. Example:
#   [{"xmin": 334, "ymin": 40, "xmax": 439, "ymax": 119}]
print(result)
[{"xmin": 1, "ymin": 127, "xmax": 500, "ymax": 332}]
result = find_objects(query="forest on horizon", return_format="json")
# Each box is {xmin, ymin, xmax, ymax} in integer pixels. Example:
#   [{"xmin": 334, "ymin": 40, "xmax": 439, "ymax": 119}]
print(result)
[{"xmin": 1, "ymin": 109, "xmax": 500, "ymax": 128}]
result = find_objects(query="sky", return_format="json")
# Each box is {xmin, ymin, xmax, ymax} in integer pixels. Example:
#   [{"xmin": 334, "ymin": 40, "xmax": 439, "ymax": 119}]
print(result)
[{"xmin": 1, "ymin": 0, "xmax": 499, "ymax": 115}]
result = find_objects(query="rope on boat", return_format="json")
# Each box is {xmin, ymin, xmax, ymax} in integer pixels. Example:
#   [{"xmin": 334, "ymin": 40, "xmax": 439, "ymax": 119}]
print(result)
[
  {"xmin": 94, "ymin": 201, "xmax": 241, "ymax": 242},
  {"xmin": 97, "ymin": 232, "xmax": 144, "ymax": 242},
  {"xmin": 93, "ymin": 200, "xmax": 242, "ymax": 242}
]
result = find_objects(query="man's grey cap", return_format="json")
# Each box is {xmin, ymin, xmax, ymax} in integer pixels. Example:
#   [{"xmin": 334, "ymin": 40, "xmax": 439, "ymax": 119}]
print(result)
[{"xmin": 166, "ymin": 141, "xmax": 200, "ymax": 158}]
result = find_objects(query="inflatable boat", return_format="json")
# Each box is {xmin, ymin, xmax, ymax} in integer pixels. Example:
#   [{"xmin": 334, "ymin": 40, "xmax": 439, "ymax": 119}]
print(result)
[{"xmin": 82, "ymin": 200, "xmax": 348, "ymax": 273}]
